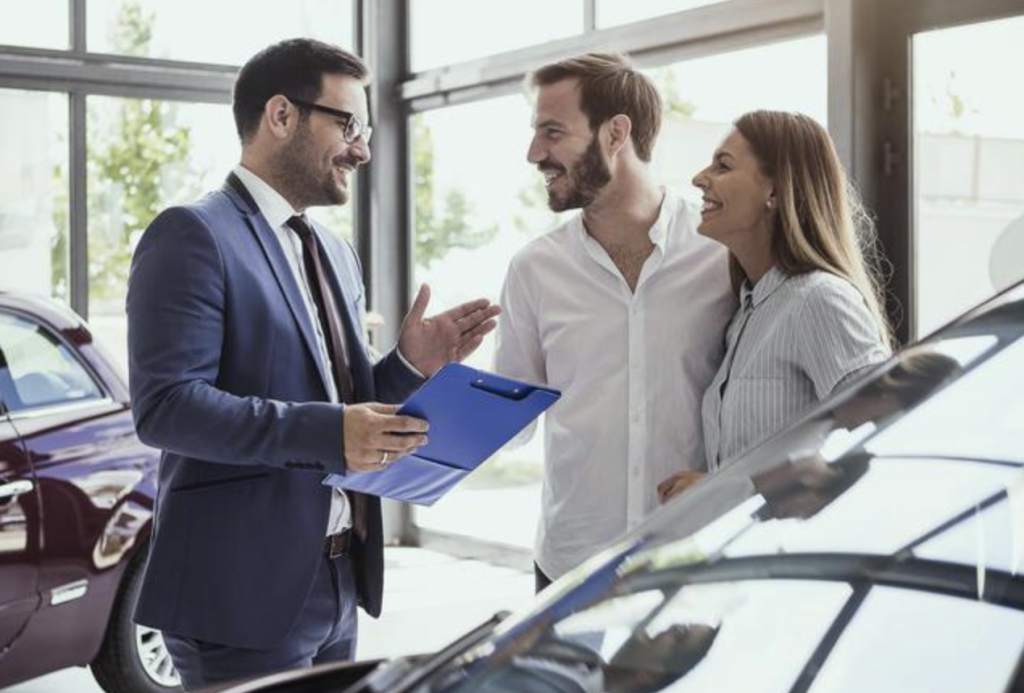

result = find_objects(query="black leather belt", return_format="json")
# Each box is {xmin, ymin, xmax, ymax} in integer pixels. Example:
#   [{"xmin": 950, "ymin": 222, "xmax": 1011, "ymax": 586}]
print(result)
[{"xmin": 324, "ymin": 530, "xmax": 352, "ymax": 558}]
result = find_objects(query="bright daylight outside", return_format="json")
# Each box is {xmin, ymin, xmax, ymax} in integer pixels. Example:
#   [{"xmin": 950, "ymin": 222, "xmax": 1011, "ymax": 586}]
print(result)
[
  {"xmin": 912, "ymin": 15, "xmax": 1024, "ymax": 336},
  {"xmin": 0, "ymin": 1, "xmax": 354, "ymax": 373}
]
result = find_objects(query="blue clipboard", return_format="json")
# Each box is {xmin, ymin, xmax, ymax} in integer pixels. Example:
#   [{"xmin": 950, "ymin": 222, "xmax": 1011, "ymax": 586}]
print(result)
[{"xmin": 323, "ymin": 363, "xmax": 560, "ymax": 506}]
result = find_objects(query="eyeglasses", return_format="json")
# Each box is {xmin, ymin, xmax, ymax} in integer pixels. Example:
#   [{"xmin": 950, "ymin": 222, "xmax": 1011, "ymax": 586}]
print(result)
[{"xmin": 287, "ymin": 97, "xmax": 372, "ymax": 144}]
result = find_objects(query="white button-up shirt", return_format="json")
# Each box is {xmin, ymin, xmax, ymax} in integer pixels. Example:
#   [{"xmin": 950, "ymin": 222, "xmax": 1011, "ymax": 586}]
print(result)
[
  {"xmin": 233, "ymin": 165, "xmax": 351, "ymax": 535},
  {"xmin": 495, "ymin": 192, "xmax": 735, "ymax": 580}
]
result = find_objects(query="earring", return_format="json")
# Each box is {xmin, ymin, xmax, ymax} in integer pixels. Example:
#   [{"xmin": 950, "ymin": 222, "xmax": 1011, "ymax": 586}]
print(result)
[{"xmin": 766, "ymin": 199, "xmax": 775, "ymax": 209}]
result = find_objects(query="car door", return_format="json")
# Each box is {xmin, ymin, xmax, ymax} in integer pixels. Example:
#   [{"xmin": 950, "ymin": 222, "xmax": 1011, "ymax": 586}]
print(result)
[
  {"xmin": 0, "ymin": 341, "xmax": 41, "ymax": 653},
  {"xmin": 0, "ymin": 307, "xmax": 156, "ymax": 679}
]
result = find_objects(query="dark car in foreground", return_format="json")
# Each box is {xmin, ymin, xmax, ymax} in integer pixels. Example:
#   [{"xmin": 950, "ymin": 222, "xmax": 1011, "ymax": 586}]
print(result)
[
  {"xmin": 218, "ymin": 278, "xmax": 1024, "ymax": 693},
  {"xmin": 0, "ymin": 291, "xmax": 179, "ymax": 693}
]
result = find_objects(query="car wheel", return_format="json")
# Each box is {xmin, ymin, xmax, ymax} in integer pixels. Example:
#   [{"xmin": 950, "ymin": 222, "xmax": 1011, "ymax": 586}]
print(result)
[{"xmin": 91, "ymin": 547, "xmax": 182, "ymax": 693}]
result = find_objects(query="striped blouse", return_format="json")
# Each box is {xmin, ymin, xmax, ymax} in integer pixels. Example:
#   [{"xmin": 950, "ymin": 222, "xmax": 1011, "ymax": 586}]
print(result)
[{"xmin": 702, "ymin": 266, "xmax": 889, "ymax": 470}]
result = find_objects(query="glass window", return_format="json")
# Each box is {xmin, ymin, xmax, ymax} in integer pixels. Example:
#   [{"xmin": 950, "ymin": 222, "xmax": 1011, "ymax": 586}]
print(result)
[
  {"xmin": 646, "ymin": 35, "xmax": 827, "ymax": 203},
  {"xmin": 866, "ymin": 336, "xmax": 1024, "ymax": 464},
  {"xmin": 597, "ymin": 0, "xmax": 738, "ymax": 29},
  {"xmin": 411, "ymin": 95, "xmax": 563, "ymax": 548},
  {"xmin": 914, "ymin": 495, "xmax": 1024, "ymax": 575},
  {"xmin": 0, "ymin": 312, "xmax": 103, "ymax": 412},
  {"xmin": 87, "ymin": 96, "xmax": 240, "ymax": 372},
  {"xmin": 0, "ymin": 89, "xmax": 70, "ymax": 302},
  {"xmin": 87, "ymin": 0, "xmax": 354, "ymax": 65},
  {"xmin": 913, "ymin": 16, "xmax": 1024, "ymax": 336},
  {"xmin": 410, "ymin": 0, "xmax": 583, "ymax": 72},
  {"xmin": 723, "ymin": 458, "xmax": 1016, "ymax": 559},
  {"xmin": 809, "ymin": 587, "xmax": 1024, "ymax": 693},
  {"xmin": 0, "ymin": 0, "xmax": 69, "ymax": 50}
]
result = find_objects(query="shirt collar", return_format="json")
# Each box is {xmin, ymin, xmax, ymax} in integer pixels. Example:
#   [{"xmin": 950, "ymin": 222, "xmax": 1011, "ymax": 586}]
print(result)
[
  {"xmin": 740, "ymin": 264, "xmax": 789, "ymax": 309},
  {"xmin": 574, "ymin": 188, "xmax": 672, "ymax": 252},
  {"xmin": 233, "ymin": 164, "xmax": 301, "ymax": 230},
  {"xmin": 647, "ymin": 189, "xmax": 671, "ymax": 250}
]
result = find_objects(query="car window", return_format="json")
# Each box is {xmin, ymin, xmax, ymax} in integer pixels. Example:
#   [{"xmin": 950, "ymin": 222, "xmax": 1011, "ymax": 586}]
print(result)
[
  {"xmin": 720, "ymin": 457, "xmax": 1017, "ymax": 559},
  {"xmin": 0, "ymin": 311, "xmax": 103, "ymax": 413},
  {"xmin": 808, "ymin": 586, "xmax": 1024, "ymax": 693},
  {"xmin": 914, "ymin": 471, "xmax": 1024, "ymax": 573},
  {"xmin": 866, "ymin": 336, "xmax": 1024, "ymax": 464}
]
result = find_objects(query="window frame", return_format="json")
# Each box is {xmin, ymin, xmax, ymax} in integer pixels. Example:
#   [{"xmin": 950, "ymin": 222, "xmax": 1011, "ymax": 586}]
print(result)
[
  {"xmin": 0, "ymin": 0, "xmax": 360, "ymax": 320},
  {"xmin": 0, "ymin": 307, "xmax": 112, "ymax": 419}
]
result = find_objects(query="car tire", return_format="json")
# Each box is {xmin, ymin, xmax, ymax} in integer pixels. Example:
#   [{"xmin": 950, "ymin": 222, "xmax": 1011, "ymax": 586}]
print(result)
[{"xmin": 91, "ymin": 547, "xmax": 182, "ymax": 693}]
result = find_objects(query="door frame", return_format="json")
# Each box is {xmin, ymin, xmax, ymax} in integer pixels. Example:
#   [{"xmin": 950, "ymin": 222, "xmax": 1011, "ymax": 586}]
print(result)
[{"xmin": 870, "ymin": 0, "xmax": 1024, "ymax": 343}]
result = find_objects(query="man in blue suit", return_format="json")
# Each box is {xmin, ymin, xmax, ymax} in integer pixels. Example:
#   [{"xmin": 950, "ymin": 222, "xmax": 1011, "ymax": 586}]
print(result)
[{"xmin": 126, "ymin": 38, "xmax": 500, "ymax": 691}]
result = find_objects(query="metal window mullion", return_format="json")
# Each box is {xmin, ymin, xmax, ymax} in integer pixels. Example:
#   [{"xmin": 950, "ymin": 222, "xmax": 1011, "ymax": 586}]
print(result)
[
  {"xmin": 0, "ymin": 56, "xmax": 236, "ymax": 98},
  {"xmin": 584, "ymin": 0, "xmax": 597, "ymax": 33},
  {"xmin": 70, "ymin": 0, "xmax": 85, "ymax": 55},
  {"xmin": 352, "ymin": 0, "xmax": 366, "ymax": 260},
  {"xmin": 362, "ymin": 0, "xmax": 416, "ymax": 545},
  {"xmin": 400, "ymin": 0, "xmax": 823, "ymax": 105},
  {"xmin": 404, "ymin": 16, "xmax": 822, "ymax": 113},
  {"xmin": 69, "ymin": 90, "xmax": 88, "ymax": 319},
  {"xmin": 0, "ymin": 77, "xmax": 231, "ymax": 106}
]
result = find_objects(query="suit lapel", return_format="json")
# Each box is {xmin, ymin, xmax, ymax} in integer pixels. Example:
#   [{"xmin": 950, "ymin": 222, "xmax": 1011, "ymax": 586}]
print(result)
[{"xmin": 223, "ymin": 175, "xmax": 334, "ymax": 398}]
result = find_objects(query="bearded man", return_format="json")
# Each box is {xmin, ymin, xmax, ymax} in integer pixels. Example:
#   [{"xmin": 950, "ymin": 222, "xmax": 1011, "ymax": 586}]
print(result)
[{"xmin": 494, "ymin": 53, "xmax": 734, "ymax": 591}]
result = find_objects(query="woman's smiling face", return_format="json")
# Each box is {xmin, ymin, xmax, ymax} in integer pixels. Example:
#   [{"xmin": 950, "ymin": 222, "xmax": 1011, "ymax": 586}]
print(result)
[{"xmin": 691, "ymin": 128, "xmax": 775, "ymax": 246}]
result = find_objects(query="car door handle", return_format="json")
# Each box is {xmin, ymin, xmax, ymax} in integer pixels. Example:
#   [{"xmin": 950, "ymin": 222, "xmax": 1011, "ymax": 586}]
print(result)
[{"xmin": 0, "ymin": 479, "xmax": 34, "ymax": 502}]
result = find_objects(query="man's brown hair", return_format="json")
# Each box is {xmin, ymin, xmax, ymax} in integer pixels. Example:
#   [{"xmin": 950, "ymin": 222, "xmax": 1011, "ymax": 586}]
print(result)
[
  {"xmin": 531, "ymin": 52, "xmax": 662, "ymax": 162},
  {"xmin": 233, "ymin": 38, "xmax": 369, "ymax": 144}
]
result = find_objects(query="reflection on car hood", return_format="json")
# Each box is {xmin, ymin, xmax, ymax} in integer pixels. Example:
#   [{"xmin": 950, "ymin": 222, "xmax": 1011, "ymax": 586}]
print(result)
[{"xmin": 369, "ymin": 281, "xmax": 1024, "ymax": 693}]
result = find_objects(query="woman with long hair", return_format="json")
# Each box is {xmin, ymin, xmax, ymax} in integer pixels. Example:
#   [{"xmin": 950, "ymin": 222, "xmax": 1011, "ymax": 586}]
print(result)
[{"xmin": 659, "ymin": 110, "xmax": 892, "ymax": 503}]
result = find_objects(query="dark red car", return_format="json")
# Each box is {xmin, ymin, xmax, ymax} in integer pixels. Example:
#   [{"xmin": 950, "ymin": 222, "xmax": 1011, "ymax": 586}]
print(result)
[{"xmin": 0, "ymin": 291, "xmax": 179, "ymax": 693}]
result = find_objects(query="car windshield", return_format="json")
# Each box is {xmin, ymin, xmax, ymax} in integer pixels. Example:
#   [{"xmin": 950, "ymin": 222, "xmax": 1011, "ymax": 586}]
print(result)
[{"xmin": 370, "ymin": 283, "xmax": 1024, "ymax": 693}]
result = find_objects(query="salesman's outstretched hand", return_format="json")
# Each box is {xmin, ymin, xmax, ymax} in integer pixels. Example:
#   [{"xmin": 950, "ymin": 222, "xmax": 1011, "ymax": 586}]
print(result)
[{"xmin": 398, "ymin": 284, "xmax": 501, "ymax": 376}]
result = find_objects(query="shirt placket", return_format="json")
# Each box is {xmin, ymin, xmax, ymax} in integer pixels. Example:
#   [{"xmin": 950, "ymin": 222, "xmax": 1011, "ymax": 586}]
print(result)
[
  {"xmin": 625, "ymin": 289, "xmax": 647, "ymax": 529},
  {"xmin": 710, "ymin": 294, "xmax": 755, "ymax": 471}
]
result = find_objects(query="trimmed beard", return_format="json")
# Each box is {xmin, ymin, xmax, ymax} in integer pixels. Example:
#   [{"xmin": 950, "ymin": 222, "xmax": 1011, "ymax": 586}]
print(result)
[
  {"xmin": 277, "ymin": 119, "xmax": 349, "ymax": 209},
  {"xmin": 547, "ymin": 137, "xmax": 612, "ymax": 212}
]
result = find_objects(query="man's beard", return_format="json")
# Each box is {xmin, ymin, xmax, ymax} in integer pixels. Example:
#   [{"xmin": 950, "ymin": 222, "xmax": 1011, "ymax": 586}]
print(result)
[
  {"xmin": 546, "ymin": 137, "xmax": 612, "ymax": 212},
  {"xmin": 277, "ymin": 122, "xmax": 350, "ymax": 208}
]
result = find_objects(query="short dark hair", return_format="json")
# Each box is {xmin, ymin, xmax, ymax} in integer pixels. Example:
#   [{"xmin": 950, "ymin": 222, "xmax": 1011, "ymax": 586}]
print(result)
[
  {"xmin": 232, "ymin": 38, "xmax": 369, "ymax": 143},
  {"xmin": 530, "ymin": 52, "xmax": 662, "ymax": 162}
]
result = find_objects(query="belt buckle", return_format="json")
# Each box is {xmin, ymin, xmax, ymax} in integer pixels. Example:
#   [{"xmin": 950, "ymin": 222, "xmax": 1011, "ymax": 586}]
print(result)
[{"xmin": 326, "ymin": 530, "xmax": 350, "ymax": 558}]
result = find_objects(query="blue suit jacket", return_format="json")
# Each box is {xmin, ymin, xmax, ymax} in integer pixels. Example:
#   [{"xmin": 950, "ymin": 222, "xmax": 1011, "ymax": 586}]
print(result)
[{"xmin": 127, "ymin": 176, "xmax": 423, "ymax": 649}]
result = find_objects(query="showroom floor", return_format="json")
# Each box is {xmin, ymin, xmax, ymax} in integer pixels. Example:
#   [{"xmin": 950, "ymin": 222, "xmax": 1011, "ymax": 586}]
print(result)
[{"xmin": 7, "ymin": 547, "xmax": 533, "ymax": 693}]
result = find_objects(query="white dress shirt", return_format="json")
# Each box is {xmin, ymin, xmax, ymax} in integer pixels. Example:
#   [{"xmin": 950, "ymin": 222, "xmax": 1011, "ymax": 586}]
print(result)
[
  {"xmin": 494, "ymin": 192, "xmax": 735, "ymax": 580},
  {"xmin": 233, "ymin": 165, "xmax": 351, "ymax": 535}
]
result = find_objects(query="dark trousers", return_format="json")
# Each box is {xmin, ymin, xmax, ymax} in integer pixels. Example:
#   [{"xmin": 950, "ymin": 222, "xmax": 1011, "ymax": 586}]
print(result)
[
  {"xmin": 163, "ymin": 553, "xmax": 357, "ymax": 692},
  {"xmin": 534, "ymin": 562, "xmax": 553, "ymax": 594}
]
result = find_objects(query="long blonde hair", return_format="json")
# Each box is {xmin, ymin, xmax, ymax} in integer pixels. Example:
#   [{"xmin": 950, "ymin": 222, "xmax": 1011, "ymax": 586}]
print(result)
[{"xmin": 733, "ymin": 110, "xmax": 893, "ymax": 348}]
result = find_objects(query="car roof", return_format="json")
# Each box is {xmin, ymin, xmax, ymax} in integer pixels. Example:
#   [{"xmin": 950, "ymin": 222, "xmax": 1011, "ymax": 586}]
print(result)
[{"xmin": 0, "ymin": 290, "xmax": 87, "ymax": 332}]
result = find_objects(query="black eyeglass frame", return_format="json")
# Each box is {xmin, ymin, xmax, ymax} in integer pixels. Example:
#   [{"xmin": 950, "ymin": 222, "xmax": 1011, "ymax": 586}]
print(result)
[{"xmin": 287, "ymin": 97, "xmax": 372, "ymax": 144}]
